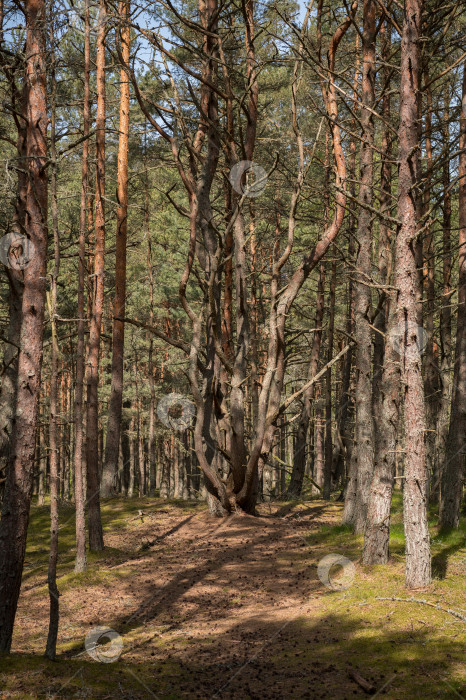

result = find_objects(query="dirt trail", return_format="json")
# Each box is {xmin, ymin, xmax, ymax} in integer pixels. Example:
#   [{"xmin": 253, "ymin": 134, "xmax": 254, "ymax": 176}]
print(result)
[
  {"xmin": 101, "ymin": 501, "xmax": 352, "ymax": 699},
  {"xmin": 8, "ymin": 500, "xmax": 459, "ymax": 698}
]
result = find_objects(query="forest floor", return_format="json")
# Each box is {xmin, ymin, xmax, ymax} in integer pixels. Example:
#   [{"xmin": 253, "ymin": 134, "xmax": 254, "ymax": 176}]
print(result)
[{"xmin": 0, "ymin": 494, "xmax": 465, "ymax": 699}]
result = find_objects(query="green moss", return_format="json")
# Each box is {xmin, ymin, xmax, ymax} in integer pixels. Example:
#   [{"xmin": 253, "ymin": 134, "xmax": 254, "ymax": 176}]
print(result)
[{"xmin": 3, "ymin": 496, "xmax": 464, "ymax": 699}]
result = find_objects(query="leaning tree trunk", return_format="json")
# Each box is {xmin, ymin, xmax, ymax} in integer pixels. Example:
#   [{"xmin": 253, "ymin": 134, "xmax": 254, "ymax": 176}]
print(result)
[
  {"xmin": 395, "ymin": 0, "xmax": 431, "ymax": 589},
  {"xmin": 101, "ymin": 0, "xmax": 130, "ymax": 497},
  {"xmin": 0, "ymin": 0, "xmax": 48, "ymax": 651},
  {"xmin": 439, "ymin": 65, "xmax": 466, "ymax": 529}
]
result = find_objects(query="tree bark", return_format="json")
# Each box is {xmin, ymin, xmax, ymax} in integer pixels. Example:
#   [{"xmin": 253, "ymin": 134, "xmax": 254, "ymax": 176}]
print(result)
[
  {"xmin": 137, "ymin": 398, "xmax": 144, "ymax": 497},
  {"xmin": 73, "ymin": 0, "xmax": 90, "ymax": 574},
  {"xmin": 334, "ymin": 34, "xmax": 359, "ymax": 488},
  {"xmin": 434, "ymin": 85, "xmax": 452, "ymax": 492},
  {"xmin": 0, "ymin": 39, "xmax": 27, "ymax": 505},
  {"xmin": 102, "ymin": 0, "xmax": 130, "ymax": 497},
  {"xmin": 314, "ymin": 390, "xmax": 325, "ymax": 495},
  {"xmin": 362, "ymin": 20, "xmax": 398, "ymax": 564},
  {"xmin": 422, "ymin": 74, "xmax": 439, "ymax": 502},
  {"xmin": 347, "ymin": 0, "xmax": 376, "ymax": 533},
  {"xmin": 372, "ymin": 20, "xmax": 392, "ymax": 424},
  {"xmin": 363, "ymin": 295, "xmax": 400, "ymax": 563},
  {"xmin": 85, "ymin": 0, "xmax": 106, "ymax": 550},
  {"xmin": 128, "ymin": 414, "xmax": 135, "ymax": 497},
  {"xmin": 0, "ymin": 0, "xmax": 48, "ymax": 651},
  {"xmin": 439, "ymin": 65, "xmax": 466, "ymax": 529},
  {"xmin": 45, "ymin": 30, "xmax": 60, "ymax": 657},
  {"xmin": 324, "ymin": 255, "xmax": 336, "ymax": 498},
  {"xmin": 396, "ymin": 0, "xmax": 431, "ymax": 589}
]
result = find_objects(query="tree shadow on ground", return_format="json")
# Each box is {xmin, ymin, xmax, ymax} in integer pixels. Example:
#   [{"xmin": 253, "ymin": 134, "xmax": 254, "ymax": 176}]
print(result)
[
  {"xmin": 7, "ymin": 500, "xmax": 465, "ymax": 699},
  {"xmin": 107, "ymin": 516, "xmax": 315, "ymax": 633},
  {"xmin": 1, "ymin": 609, "xmax": 464, "ymax": 699},
  {"xmin": 271, "ymin": 502, "xmax": 331, "ymax": 520},
  {"xmin": 432, "ymin": 535, "xmax": 466, "ymax": 579}
]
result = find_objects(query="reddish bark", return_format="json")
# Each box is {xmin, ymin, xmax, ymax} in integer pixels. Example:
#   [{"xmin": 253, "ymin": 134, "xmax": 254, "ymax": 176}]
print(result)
[
  {"xmin": 123, "ymin": 0, "xmax": 356, "ymax": 515},
  {"xmin": 237, "ymin": 1, "xmax": 358, "ymax": 510},
  {"xmin": 85, "ymin": 0, "xmax": 106, "ymax": 550},
  {"xmin": 102, "ymin": 0, "xmax": 131, "ymax": 497},
  {"xmin": 73, "ymin": 0, "xmax": 90, "ymax": 574}
]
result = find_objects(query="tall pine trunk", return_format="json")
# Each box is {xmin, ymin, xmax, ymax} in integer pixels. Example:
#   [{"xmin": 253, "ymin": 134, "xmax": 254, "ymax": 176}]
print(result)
[
  {"xmin": 0, "ymin": 0, "xmax": 48, "ymax": 651},
  {"xmin": 423, "ymin": 77, "xmax": 439, "ymax": 499},
  {"xmin": 102, "ymin": 0, "xmax": 131, "ymax": 497},
  {"xmin": 362, "ymin": 21, "xmax": 397, "ymax": 565},
  {"xmin": 439, "ymin": 65, "xmax": 466, "ymax": 529},
  {"xmin": 396, "ymin": 0, "xmax": 431, "ymax": 589},
  {"xmin": 323, "ymin": 256, "xmax": 336, "ymax": 498},
  {"xmin": 343, "ymin": 0, "xmax": 376, "ymax": 532},
  {"xmin": 45, "ymin": 28, "xmax": 60, "ymax": 658},
  {"xmin": 434, "ymin": 86, "xmax": 452, "ymax": 490},
  {"xmin": 85, "ymin": 0, "xmax": 106, "ymax": 550},
  {"xmin": 334, "ymin": 34, "xmax": 359, "ymax": 488},
  {"xmin": 363, "ymin": 295, "xmax": 400, "ymax": 563},
  {"xmin": 73, "ymin": 0, "xmax": 90, "ymax": 574},
  {"xmin": 0, "ymin": 34, "xmax": 27, "ymax": 505}
]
